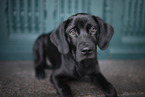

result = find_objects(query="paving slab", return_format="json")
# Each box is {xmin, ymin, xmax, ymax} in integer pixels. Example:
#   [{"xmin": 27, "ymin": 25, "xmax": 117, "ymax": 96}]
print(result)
[{"xmin": 0, "ymin": 60, "xmax": 145, "ymax": 97}]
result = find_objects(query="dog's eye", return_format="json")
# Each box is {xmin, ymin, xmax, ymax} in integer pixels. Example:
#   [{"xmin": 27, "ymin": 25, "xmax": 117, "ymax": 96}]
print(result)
[
  {"xmin": 89, "ymin": 26, "xmax": 97, "ymax": 34},
  {"xmin": 69, "ymin": 29, "xmax": 78, "ymax": 37}
]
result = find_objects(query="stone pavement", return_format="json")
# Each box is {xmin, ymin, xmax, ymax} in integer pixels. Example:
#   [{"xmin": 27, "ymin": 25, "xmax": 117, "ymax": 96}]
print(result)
[{"xmin": 0, "ymin": 60, "xmax": 145, "ymax": 97}]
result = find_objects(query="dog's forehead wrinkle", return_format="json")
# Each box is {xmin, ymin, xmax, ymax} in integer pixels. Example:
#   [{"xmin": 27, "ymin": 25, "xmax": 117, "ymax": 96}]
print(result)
[
  {"xmin": 73, "ymin": 17, "xmax": 97, "ymax": 28},
  {"xmin": 67, "ymin": 15, "xmax": 98, "ymax": 30},
  {"xmin": 72, "ymin": 18, "xmax": 87, "ymax": 28}
]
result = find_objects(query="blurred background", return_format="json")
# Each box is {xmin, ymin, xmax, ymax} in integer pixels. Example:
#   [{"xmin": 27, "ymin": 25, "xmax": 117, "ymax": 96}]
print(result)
[
  {"xmin": 0, "ymin": 0, "xmax": 145, "ymax": 60},
  {"xmin": 0, "ymin": 0, "xmax": 145, "ymax": 96}
]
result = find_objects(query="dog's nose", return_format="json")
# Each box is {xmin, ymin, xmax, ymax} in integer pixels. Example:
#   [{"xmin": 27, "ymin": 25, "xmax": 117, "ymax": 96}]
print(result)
[{"xmin": 81, "ymin": 47, "xmax": 93, "ymax": 55}]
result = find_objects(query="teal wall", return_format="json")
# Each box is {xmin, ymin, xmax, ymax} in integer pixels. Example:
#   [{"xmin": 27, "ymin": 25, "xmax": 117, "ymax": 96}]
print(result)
[{"xmin": 0, "ymin": 0, "xmax": 145, "ymax": 60}]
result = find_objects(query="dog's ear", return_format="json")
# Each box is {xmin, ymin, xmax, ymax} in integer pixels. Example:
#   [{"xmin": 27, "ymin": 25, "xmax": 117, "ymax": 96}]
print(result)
[
  {"xmin": 95, "ymin": 16, "xmax": 114, "ymax": 50},
  {"xmin": 50, "ymin": 21, "xmax": 69, "ymax": 54}
]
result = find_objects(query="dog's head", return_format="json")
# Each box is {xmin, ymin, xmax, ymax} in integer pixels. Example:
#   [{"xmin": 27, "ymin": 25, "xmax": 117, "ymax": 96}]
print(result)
[{"xmin": 50, "ymin": 13, "xmax": 114, "ymax": 63}]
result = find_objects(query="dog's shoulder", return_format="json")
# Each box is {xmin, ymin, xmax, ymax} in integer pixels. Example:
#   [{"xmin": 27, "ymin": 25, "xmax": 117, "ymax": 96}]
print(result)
[
  {"xmin": 34, "ymin": 32, "xmax": 56, "ymax": 52},
  {"xmin": 36, "ymin": 33, "xmax": 51, "ymax": 41},
  {"xmin": 35, "ymin": 32, "xmax": 52, "ymax": 45}
]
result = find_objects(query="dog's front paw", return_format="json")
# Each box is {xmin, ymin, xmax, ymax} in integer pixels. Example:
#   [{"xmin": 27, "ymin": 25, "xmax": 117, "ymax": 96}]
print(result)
[{"xmin": 35, "ymin": 70, "xmax": 46, "ymax": 80}]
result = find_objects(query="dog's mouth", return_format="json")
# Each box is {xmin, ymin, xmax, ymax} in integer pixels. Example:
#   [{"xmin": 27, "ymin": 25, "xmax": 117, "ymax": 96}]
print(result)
[
  {"xmin": 75, "ymin": 48, "xmax": 96, "ymax": 63},
  {"xmin": 72, "ymin": 45, "xmax": 97, "ymax": 77},
  {"xmin": 70, "ymin": 41, "xmax": 97, "ymax": 63},
  {"xmin": 79, "ymin": 59, "xmax": 96, "ymax": 67}
]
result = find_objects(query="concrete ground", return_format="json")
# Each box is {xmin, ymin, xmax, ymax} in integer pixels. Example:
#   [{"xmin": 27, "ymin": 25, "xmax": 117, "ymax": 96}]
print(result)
[{"xmin": 0, "ymin": 60, "xmax": 145, "ymax": 97}]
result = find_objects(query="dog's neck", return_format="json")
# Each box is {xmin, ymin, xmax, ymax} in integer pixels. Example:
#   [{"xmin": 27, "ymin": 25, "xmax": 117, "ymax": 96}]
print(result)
[
  {"xmin": 62, "ymin": 51, "xmax": 98, "ymax": 78},
  {"xmin": 74, "ymin": 59, "xmax": 97, "ymax": 77}
]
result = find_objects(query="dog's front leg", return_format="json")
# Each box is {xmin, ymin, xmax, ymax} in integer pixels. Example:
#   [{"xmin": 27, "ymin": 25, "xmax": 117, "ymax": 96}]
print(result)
[
  {"xmin": 89, "ymin": 73, "xmax": 117, "ymax": 97},
  {"xmin": 51, "ymin": 72, "xmax": 73, "ymax": 97}
]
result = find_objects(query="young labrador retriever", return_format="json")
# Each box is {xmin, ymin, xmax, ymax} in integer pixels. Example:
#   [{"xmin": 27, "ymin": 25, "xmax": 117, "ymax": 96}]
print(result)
[{"xmin": 33, "ymin": 13, "xmax": 117, "ymax": 97}]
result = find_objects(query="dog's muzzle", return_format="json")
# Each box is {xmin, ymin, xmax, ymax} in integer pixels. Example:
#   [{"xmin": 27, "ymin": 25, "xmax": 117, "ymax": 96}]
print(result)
[
  {"xmin": 79, "ymin": 42, "xmax": 95, "ymax": 56},
  {"xmin": 75, "ymin": 42, "xmax": 96, "ymax": 63}
]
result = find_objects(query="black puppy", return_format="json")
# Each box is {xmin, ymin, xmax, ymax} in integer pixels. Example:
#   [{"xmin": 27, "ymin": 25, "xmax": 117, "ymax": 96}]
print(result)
[{"xmin": 33, "ymin": 13, "xmax": 117, "ymax": 97}]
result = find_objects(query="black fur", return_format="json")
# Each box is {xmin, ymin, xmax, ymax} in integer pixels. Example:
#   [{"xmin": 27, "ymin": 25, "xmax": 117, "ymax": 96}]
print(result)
[{"xmin": 33, "ymin": 13, "xmax": 117, "ymax": 97}]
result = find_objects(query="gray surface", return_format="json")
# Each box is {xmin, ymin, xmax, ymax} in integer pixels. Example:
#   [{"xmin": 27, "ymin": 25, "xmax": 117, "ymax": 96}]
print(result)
[{"xmin": 0, "ymin": 60, "xmax": 145, "ymax": 97}]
